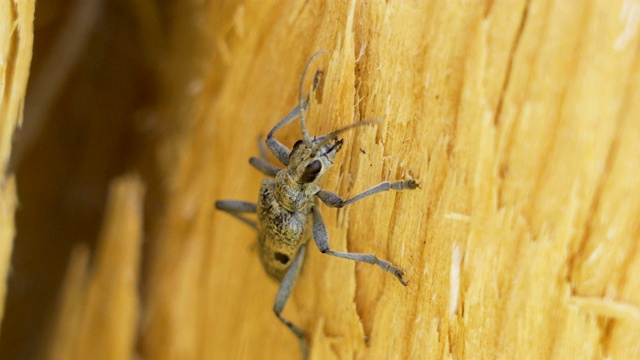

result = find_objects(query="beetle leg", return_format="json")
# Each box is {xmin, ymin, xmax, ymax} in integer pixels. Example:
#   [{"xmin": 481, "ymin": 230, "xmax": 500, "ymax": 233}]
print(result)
[
  {"xmin": 248, "ymin": 156, "xmax": 281, "ymax": 177},
  {"xmin": 214, "ymin": 200, "xmax": 257, "ymax": 229},
  {"xmin": 265, "ymin": 104, "xmax": 306, "ymax": 166},
  {"xmin": 316, "ymin": 179, "xmax": 418, "ymax": 208},
  {"xmin": 311, "ymin": 206, "xmax": 406, "ymax": 286},
  {"xmin": 265, "ymin": 63, "xmax": 323, "ymax": 166},
  {"xmin": 274, "ymin": 244, "xmax": 308, "ymax": 359}
]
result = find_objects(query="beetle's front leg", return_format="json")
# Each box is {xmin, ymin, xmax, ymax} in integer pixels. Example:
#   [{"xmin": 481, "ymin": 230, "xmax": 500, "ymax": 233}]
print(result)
[
  {"xmin": 265, "ymin": 67, "xmax": 323, "ymax": 166},
  {"xmin": 265, "ymin": 104, "xmax": 306, "ymax": 166},
  {"xmin": 316, "ymin": 179, "xmax": 418, "ymax": 208}
]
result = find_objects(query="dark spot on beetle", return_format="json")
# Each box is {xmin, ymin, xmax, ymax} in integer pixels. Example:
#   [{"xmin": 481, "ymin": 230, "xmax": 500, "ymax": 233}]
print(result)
[{"xmin": 275, "ymin": 252, "xmax": 290, "ymax": 264}]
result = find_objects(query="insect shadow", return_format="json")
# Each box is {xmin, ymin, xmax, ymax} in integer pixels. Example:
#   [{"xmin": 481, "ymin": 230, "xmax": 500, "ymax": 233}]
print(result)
[{"xmin": 215, "ymin": 50, "xmax": 418, "ymax": 359}]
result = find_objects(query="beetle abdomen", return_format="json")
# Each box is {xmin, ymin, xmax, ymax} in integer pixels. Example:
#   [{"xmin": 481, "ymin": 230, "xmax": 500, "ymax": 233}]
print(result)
[{"xmin": 257, "ymin": 179, "xmax": 310, "ymax": 281}]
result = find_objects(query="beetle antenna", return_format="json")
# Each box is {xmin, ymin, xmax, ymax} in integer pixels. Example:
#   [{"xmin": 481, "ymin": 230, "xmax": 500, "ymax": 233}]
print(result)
[
  {"xmin": 298, "ymin": 50, "xmax": 328, "ymax": 146},
  {"xmin": 311, "ymin": 119, "xmax": 381, "ymax": 155}
]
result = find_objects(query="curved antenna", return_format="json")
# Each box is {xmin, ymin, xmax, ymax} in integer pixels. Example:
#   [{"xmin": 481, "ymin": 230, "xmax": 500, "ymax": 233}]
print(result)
[
  {"xmin": 298, "ymin": 50, "xmax": 328, "ymax": 146},
  {"xmin": 311, "ymin": 119, "xmax": 382, "ymax": 155}
]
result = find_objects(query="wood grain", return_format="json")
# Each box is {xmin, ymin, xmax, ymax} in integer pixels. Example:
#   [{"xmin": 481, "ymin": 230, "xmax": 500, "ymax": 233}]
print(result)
[
  {"xmin": 142, "ymin": 0, "xmax": 640, "ymax": 358},
  {"xmin": 4, "ymin": 0, "xmax": 640, "ymax": 359}
]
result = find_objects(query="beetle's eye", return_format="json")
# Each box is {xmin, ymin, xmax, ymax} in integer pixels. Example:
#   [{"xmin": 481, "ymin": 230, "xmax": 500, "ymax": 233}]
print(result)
[
  {"xmin": 301, "ymin": 160, "xmax": 322, "ymax": 183},
  {"xmin": 289, "ymin": 140, "xmax": 305, "ymax": 160}
]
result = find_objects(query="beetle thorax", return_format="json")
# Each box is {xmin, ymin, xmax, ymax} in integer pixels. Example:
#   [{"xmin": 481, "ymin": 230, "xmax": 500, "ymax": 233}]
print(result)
[
  {"xmin": 273, "ymin": 137, "xmax": 343, "ymax": 212},
  {"xmin": 274, "ymin": 171, "xmax": 314, "ymax": 212}
]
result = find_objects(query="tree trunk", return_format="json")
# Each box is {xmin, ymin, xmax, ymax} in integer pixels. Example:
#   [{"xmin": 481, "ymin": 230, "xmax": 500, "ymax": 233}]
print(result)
[{"xmin": 4, "ymin": 1, "xmax": 640, "ymax": 359}]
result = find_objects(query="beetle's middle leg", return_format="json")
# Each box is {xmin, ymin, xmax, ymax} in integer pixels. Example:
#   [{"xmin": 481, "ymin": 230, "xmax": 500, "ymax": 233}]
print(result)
[
  {"xmin": 316, "ymin": 179, "xmax": 418, "ymax": 208},
  {"xmin": 214, "ymin": 200, "xmax": 257, "ymax": 229},
  {"xmin": 274, "ymin": 244, "xmax": 308, "ymax": 358},
  {"xmin": 311, "ymin": 206, "xmax": 407, "ymax": 285}
]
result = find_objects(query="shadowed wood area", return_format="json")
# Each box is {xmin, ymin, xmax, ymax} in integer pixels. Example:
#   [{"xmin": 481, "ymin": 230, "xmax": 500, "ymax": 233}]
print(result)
[
  {"xmin": 1, "ymin": 0, "xmax": 639, "ymax": 359},
  {"xmin": 0, "ymin": 0, "xmax": 35, "ymax": 340}
]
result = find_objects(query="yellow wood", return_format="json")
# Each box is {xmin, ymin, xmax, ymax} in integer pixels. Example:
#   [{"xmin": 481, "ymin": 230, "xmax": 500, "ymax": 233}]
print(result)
[
  {"xmin": 15, "ymin": 0, "xmax": 640, "ymax": 359},
  {"xmin": 141, "ymin": 0, "xmax": 640, "ymax": 358}
]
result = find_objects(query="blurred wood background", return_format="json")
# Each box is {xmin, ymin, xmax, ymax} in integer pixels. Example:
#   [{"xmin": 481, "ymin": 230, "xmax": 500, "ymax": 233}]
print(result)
[{"xmin": 1, "ymin": 0, "xmax": 639, "ymax": 359}]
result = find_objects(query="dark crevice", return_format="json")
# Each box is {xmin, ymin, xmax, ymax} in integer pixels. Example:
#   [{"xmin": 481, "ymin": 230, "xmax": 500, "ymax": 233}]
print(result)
[
  {"xmin": 493, "ymin": 0, "xmax": 530, "ymax": 127},
  {"xmin": 350, "ymin": 4, "xmax": 371, "ymax": 345},
  {"xmin": 600, "ymin": 318, "xmax": 615, "ymax": 358},
  {"xmin": 494, "ymin": 0, "xmax": 532, "ymax": 210},
  {"xmin": 564, "ymin": 116, "xmax": 624, "ymax": 289},
  {"xmin": 483, "ymin": 0, "xmax": 496, "ymax": 18}
]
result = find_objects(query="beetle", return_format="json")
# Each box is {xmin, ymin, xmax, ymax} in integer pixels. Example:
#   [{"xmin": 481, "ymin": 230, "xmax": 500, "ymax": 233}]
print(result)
[{"xmin": 215, "ymin": 50, "xmax": 417, "ymax": 358}]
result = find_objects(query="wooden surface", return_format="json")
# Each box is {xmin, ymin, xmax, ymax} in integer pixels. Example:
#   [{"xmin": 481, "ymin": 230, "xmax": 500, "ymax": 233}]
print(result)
[
  {"xmin": 2, "ymin": 0, "xmax": 640, "ymax": 359},
  {"xmin": 0, "ymin": 0, "xmax": 35, "ymax": 334}
]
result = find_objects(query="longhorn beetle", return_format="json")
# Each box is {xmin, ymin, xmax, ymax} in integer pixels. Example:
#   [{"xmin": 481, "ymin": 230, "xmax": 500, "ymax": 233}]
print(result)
[{"xmin": 215, "ymin": 51, "xmax": 417, "ymax": 358}]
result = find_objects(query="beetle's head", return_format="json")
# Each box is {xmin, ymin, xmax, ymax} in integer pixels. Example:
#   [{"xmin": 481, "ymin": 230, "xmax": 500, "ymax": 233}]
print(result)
[
  {"xmin": 291, "ymin": 51, "xmax": 379, "ymax": 187},
  {"xmin": 288, "ymin": 136, "xmax": 343, "ymax": 185}
]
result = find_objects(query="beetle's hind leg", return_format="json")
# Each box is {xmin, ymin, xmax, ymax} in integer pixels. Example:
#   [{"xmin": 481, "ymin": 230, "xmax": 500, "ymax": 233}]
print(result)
[
  {"xmin": 311, "ymin": 206, "xmax": 407, "ymax": 286},
  {"xmin": 274, "ymin": 245, "xmax": 308, "ymax": 359},
  {"xmin": 214, "ymin": 201, "xmax": 257, "ymax": 230}
]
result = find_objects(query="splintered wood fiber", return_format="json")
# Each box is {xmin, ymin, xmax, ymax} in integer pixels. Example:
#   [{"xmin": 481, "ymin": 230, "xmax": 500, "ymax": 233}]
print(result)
[{"xmin": 1, "ymin": 1, "xmax": 639, "ymax": 360}]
